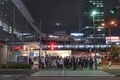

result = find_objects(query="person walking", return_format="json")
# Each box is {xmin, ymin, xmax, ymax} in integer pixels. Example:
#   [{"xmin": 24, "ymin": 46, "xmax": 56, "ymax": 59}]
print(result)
[
  {"xmin": 59, "ymin": 57, "xmax": 63, "ymax": 69},
  {"xmin": 41, "ymin": 56, "xmax": 45, "ymax": 69},
  {"xmin": 108, "ymin": 58, "xmax": 112, "ymax": 67},
  {"xmin": 84, "ymin": 57, "xmax": 88, "ymax": 69},
  {"xmin": 89, "ymin": 57, "xmax": 94, "ymax": 70},
  {"xmin": 73, "ymin": 56, "xmax": 77, "ymax": 70},
  {"xmin": 33, "ymin": 58, "xmax": 39, "ymax": 69}
]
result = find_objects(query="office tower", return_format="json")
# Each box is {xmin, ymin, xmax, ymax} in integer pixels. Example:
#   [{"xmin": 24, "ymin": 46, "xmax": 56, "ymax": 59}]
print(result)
[{"xmin": 78, "ymin": 0, "xmax": 105, "ymax": 44}]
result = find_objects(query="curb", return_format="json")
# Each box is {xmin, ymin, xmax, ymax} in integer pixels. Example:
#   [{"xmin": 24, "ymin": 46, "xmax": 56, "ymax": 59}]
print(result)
[{"xmin": 115, "ymin": 75, "xmax": 120, "ymax": 77}]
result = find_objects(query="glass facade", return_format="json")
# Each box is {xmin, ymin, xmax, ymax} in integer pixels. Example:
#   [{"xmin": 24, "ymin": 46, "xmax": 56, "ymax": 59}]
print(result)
[
  {"xmin": 78, "ymin": 0, "xmax": 105, "ymax": 44},
  {"xmin": 0, "ymin": 0, "xmax": 35, "ymax": 42}
]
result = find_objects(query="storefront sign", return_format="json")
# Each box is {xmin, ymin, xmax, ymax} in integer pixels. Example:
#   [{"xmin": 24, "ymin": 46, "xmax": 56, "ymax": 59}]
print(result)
[
  {"xmin": 17, "ymin": 56, "xmax": 28, "ymax": 63},
  {"xmin": 11, "ymin": 46, "xmax": 23, "ymax": 50}
]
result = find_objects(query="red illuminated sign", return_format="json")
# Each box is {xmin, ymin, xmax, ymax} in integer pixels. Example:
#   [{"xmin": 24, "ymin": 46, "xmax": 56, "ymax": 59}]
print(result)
[{"xmin": 11, "ymin": 46, "xmax": 23, "ymax": 50}]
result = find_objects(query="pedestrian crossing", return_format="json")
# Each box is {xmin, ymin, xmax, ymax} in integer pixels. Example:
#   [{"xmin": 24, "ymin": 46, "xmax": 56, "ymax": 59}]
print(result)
[{"xmin": 30, "ymin": 70, "xmax": 115, "ymax": 76}]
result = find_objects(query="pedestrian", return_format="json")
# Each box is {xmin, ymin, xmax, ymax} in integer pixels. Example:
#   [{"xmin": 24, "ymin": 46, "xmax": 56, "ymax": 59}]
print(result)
[
  {"xmin": 33, "ymin": 58, "xmax": 39, "ymax": 69},
  {"xmin": 108, "ymin": 58, "xmax": 111, "ymax": 67},
  {"xmin": 59, "ymin": 57, "xmax": 63, "ymax": 69},
  {"xmin": 89, "ymin": 58, "xmax": 94, "ymax": 70},
  {"xmin": 73, "ymin": 57, "xmax": 77, "ymax": 70},
  {"xmin": 41, "ymin": 56, "xmax": 45, "ymax": 69}
]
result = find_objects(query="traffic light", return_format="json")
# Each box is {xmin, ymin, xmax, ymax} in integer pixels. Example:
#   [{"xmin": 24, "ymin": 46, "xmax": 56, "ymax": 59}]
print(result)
[
  {"xmin": 110, "ymin": 9, "xmax": 115, "ymax": 14},
  {"xmin": 110, "ymin": 6, "xmax": 120, "ymax": 14}
]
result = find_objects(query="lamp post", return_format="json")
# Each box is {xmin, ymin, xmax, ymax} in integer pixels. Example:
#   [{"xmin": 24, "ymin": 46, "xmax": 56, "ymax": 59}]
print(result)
[
  {"xmin": 33, "ymin": 20, "xmax": 42, "ymax": 68},
  {"xmin": 91, "ymin": 11, "xmax": 97, "ymax": 70},
  {"xmin": 102, "ymin": 21, "xmax": 116, "ymax": 44},
  {"xmin": 101, "ymin": 21, "xmax": 116, "ymax": 59}
]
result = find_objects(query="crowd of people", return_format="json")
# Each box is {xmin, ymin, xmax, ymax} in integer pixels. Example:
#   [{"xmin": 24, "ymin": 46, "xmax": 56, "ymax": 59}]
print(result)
[{"xmin": 29, "ymin": 55, "xmax": 97, "ymax": 70}]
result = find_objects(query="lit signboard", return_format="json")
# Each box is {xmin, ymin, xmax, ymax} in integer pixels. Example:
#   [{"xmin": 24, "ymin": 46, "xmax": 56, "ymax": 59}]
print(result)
[{"xmin": 70, "ymin": 33, "xmax": 84, "ymax": 36}]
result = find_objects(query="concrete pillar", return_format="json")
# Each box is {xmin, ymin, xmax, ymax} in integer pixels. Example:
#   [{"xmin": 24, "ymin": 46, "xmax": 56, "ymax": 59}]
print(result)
[{"xmin": 0, "ymin": 45, "xmax": 7, "ymax": 64}]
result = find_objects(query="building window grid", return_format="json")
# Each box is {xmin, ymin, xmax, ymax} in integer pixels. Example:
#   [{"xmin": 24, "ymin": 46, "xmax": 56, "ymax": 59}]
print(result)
[
  {"xmin": 79, "ymin": 0, "xmax": 105, "ymax": 44},
  {"xmin": 0, "ymin": 0, "xmax": 35, "ymax": 41}
]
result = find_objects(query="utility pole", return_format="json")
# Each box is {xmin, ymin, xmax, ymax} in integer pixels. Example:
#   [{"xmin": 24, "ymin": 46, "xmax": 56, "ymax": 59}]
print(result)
[{"xmin": 33, "ymin": 20, "xmax": 42, "ymax": 68}]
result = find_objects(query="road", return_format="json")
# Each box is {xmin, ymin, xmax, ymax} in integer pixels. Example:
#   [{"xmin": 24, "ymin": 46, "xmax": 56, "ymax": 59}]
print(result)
[
  {"xmin": 26, "ymin": 76, "xmax": 120, "ymax": 80},
  {"xmin": 0, "ymin": 69, "xmax": 120, "ymax": 80},
  {"xmin": 25, "ymin": 69, "xmax": 120, "ymax": 80}
]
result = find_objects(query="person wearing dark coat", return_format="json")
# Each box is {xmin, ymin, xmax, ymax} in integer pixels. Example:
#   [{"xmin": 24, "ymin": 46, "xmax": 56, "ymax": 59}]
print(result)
[
  {"xmin": 66, "ymin": 57, "xmax": 69, "ymax": 69},
  {"xmin": 89, "ymin": 58, "xmax": 94, "ymax": 70},
  {"xmin": 81, "ymin": 58, "xmax": 84, "ymax": 70},
  {"xmin": 84, "ymin": 57, "xmax": 88, "ymax": 68},
  {"xmin": 73, "ymin": 57, "xmax": 77, "ymax": 70}
]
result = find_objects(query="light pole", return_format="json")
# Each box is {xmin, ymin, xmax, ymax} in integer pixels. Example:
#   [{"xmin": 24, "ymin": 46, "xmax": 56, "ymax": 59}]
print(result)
[
  {"xmin": 102, "ymin": 21, "xmax": 116, "ymax": 44},
  {"xmin": 33, "ymin": 20, "xmax": 42, "ymax": 68},
  {"xmin": 91, "ymin": 11, "xmax": 97, "ymax": 70},
  {"xmin": 102, "ymin": 21, "xmax": 116, "ymax": 59}
]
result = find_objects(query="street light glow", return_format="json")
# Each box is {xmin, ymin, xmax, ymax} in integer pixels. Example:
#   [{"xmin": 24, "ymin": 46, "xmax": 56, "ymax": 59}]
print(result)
[
  {"xmin": 111, "ymin": 21, "xmax": 115, "ymax": 24},
  {"xmin": 92, "ymin": 11, "xmax": 97, "ymax": 15},
  {"xmin": 102, "ymin": 23, "xmax": 105, "ymax": 26}
]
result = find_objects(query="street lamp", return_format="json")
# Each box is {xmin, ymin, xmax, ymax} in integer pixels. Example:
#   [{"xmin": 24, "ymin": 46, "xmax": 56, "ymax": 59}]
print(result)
[
  {"xmin": 101, "ymin": 21, "xmax": 116, "ymax": 44},
  {"xmin": 33, "ymin": 20, "xmax": 42, "ymax": 69},
  {"xmin": 101, "ymin": 21, "xmax": 117, "ymax": 59},
  {"xmin": 91, "ymin": 11, "xmax": 97, "ymax": 70}
]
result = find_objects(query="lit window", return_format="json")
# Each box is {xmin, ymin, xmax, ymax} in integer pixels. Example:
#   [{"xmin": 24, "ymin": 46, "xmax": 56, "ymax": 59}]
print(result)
[
  {"xmin": 90, "ymin": 0, "xmax": 92, "ymax": 2},
  {"xmin": 101, "ymin": 12, "xmax": 104, "ymax": 14},
  {"xmin": 101, "ymin": 19, "xmax": 104, "ymax": 21},
  {"xmin": 97, "ymin": 5, "xmax": 99, "ymax": 7},
  {"xmin": 103, "ymin": 34, "xmax": 105, "ymax": 36},
  {"xmin": 97, "ymin": 29, "xmax": 101, "ymax": 31},
  {"xmin": 86, "ymin": 26, "xmax": 89, "ymax": 28},
  {"xmin": 96, "ymin": 19, "xmax": 100, "ymax": 21},
  {"xmin": 93, "ymin": 3, "xmax": 95, "ymax": 5},
  {"xmin": 100, "ymin": 5, "xmax": 103, "ymax": 7},
  {"xmin": 90, "ymin": 37, "xmax": 93, "ymax": 39}
]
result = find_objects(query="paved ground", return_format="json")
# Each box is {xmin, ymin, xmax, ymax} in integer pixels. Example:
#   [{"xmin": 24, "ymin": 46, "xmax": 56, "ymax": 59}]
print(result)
[
  {"xmin": 25, "ymin": 70, "xmax": 120, "ymax": 80},
  {"xmin": 30, "ymin": 70, "xmax": 114, "ymax": 76},
  {"xmin": 102, "ymin": 69, "xmax": 120, "ymax": 77},
  {"xmin": 0, "ymin": 75, "xmax": 23, "ymax": 80},
  {"xmin": 25, "ymin": 76, "xmax": 120, "ymax": 80},
  {"xmin": 0, "ymin": 70, "xmax": 38, "ymax": 80},
  {"xmin": 98, "ymin": 65, "xmax": 120, "ymax": 69},
  {"xmin": 0, "ymin": 64, "xmax": 120, "ymax": 80},
  {"xmin": 101, "ymin": 59, "xmax": 120, "ymax": 65}
]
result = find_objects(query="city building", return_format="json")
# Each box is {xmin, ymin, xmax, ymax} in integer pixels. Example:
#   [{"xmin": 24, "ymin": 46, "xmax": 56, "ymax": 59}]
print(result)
[
  {"xmin": 0, "ymin": 0, "xmax": 38, "ymax": 63},
  {"xmin": 78, "ymin": 0, "xmax": 106, "ymax": 44},
  {"xmin": 0, "ymin": 0, "xmax": 118, "ymax": 64}
]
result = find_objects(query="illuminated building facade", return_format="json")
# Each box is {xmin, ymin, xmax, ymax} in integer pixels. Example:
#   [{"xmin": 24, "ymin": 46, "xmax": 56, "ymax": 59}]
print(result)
[{"xmin": 78, "ymin": 0, "xmax": 106, "ymax": 44}]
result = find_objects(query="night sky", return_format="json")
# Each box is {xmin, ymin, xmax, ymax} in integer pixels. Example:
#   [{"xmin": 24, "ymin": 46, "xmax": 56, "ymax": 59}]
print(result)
[{"xmin": 23, "ymin": 0, "xmax": 120, "ymax": 36}]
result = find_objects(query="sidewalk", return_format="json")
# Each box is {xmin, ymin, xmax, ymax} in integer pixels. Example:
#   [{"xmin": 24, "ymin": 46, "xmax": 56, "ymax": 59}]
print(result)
[
  {"xmin": 98, "ymin": 65, "xmax": 120, "ymax": 69},
  {"xmin": 0, "ymin": 70, "xmax": 38, "ymax": 80}
]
